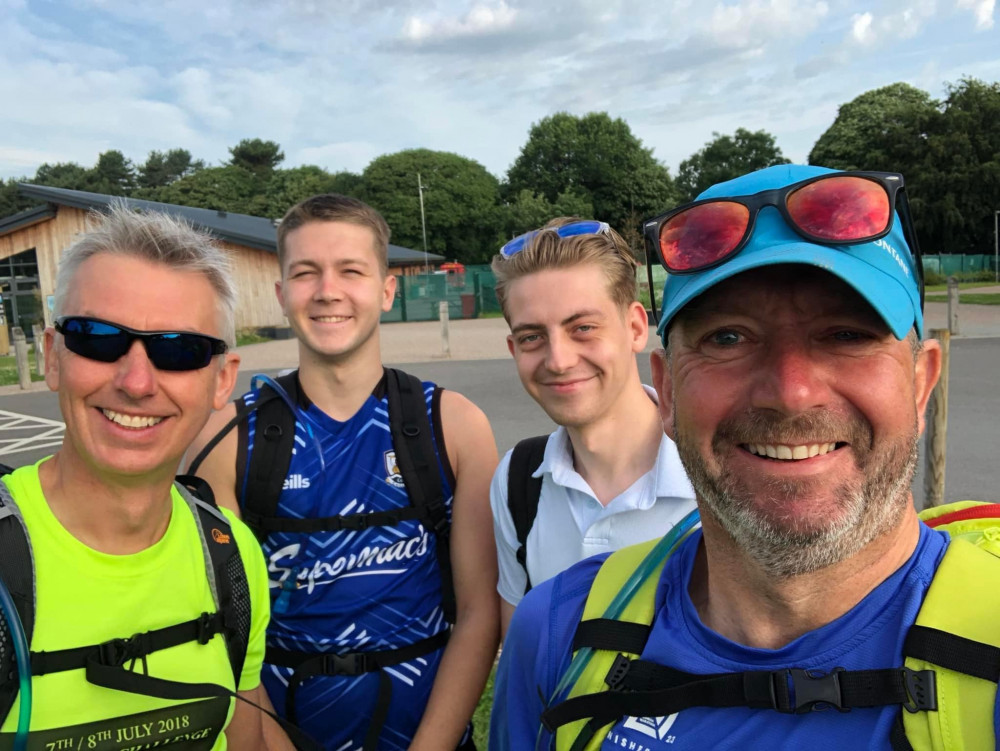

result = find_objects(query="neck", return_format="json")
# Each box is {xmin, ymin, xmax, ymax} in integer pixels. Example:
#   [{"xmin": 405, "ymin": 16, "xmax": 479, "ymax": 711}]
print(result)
[
  {"xmin": 689, "ymin": 504, "xmax": 922, "ymax": 648},
  {"xmin": 566, "ymin": 379, "xmax": 662, "ymax": 506},
  {"xmin": 297, "ymin": 339, "xmax": 385, "ymax": 421},
  {"xmin": 39, "ymin": 451, "xmax": 177, "ymax": 555}
]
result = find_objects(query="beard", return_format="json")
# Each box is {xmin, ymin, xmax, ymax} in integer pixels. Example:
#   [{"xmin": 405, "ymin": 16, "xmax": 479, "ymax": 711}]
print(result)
[{"xmin": 674, "ymin": 407, "xmax": 919, "ymax": 579}]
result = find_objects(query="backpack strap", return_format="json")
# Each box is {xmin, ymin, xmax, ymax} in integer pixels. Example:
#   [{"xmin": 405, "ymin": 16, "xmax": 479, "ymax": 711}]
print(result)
[
  {"xmin": 175, "ymin": 477, "xmax": 252, "ymax": 687},
  {"xmin": 507, "ymin": 435, "xmax": 548, "ymax": 595},
  {"xmin": 240, "ymin": 371, "xmax": 300, "ymax": 542},
  {"xmin": 0, "ymin": 476, "xmax": 33, "ymax": 725},
  {"xmin": 899, "ymin": 502, "xmax": 1000, "ymax": 751},
  {"xmin": 384, "ymin": 368, "xmax": 455, "ymax": 624}
]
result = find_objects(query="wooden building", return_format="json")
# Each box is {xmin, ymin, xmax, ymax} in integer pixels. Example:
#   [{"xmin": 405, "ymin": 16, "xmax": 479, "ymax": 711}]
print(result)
[{"xmin": 0, "ymin": 184, "xmax": 444, "ymax": 339}]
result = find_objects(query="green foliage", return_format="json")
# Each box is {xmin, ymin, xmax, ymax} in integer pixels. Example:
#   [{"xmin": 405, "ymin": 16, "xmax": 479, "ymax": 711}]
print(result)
[
  {"xmin": 499, "ymin": 188, "xmax": 593, "ymax": 239},
  {"xmin": 33, "ymin": 161, "xmax": 91, "ymax": 190},
  {"xmin": 808, "ymin": 83, "xmax": 936, "ymax": 171},
  {"xmin": 258, "ymin": 165, "xmax": 349, "ymax": 219},
  {"xmin": 151, "ymin": 165, "xmax": 258, "ymax": 213},
  {"xmin": 504, "ymin": 112, "xmax": 678, "ymax": 237},
  {"xmin": 227, "ymin": 138, "xmax": 285, "ymax": 176},
  {"xmin": 923, "ymin": 270, "xmax": 998, "ymax": 287},
  {"xmin": 925, "ymin": 293, "xmax": 1000, "ymax": 305},
  {"xmin": 0, "ymin": 178, "xmax": 38, "ymax": 217},
  {"xmin": 677, "ymin": 128, "xmax": 790, "ymax": 201},
  {"xmin": 85, "ymin": 150, "xmax": 137, "ymax": 195},
  {"xmin": 137, "ymin": 149, "xmax": 205, "ymax": 190},
  {"xmin": 359, "ymin": 149, "xmax": 501, "ymax": 264}
]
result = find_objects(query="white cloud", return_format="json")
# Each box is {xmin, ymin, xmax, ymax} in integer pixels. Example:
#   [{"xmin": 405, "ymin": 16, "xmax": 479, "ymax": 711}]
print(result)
[
  {"xmin": 957, "ymin": 0, "xmax": 995, "ymax": 28},
  {"xmin": 851, "ymin": 11, "xmax": 875, "ymax": 44},
  {"xmin": 707, "ymin": 0, "xmax": 830, "ymax": 47},
  {"xmin": 400, "ymin": 1, "xmax": 518, "ymax": 44}
]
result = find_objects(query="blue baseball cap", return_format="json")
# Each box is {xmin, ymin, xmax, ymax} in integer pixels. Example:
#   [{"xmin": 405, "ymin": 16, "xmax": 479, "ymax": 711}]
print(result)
[{"xmin": 656, "ymin": 164, "xmax": 923, "ymax": 342}]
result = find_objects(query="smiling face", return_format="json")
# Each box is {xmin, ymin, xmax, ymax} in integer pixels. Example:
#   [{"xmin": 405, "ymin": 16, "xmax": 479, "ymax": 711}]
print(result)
[
  {"xmin": 276, "ymin": 220, "xmax": 396, "ymax": 365},
  {"xmin": 46, "ymin": 253, "xmax": 239, "ymax": 483},
  {"xmin": 653, "ymin": 265, "xmax": 940, "ymax": 577},
  {"xmin": 505, "ymin": 263, "xmax": 648, "ymax": 429}
]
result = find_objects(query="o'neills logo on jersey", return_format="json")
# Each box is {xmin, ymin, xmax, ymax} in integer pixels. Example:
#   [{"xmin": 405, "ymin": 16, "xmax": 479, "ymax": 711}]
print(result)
[
  {"xmin": 268, "ymin": 528, "xmax": 431, "ymax": 593},
  {"xmin": 283, "ymin": 474, "xmax": 311, "ymax": 490}
]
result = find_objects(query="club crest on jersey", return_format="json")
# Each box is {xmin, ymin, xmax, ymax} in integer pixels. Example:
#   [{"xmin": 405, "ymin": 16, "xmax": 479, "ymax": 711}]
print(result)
[
  {"xmin": 621, "ymin": 713, "xmax": 678, "ymax": 742},
  {"xmin": 384, "ymin": 450, "xmax": 406, "ymax": 488}
]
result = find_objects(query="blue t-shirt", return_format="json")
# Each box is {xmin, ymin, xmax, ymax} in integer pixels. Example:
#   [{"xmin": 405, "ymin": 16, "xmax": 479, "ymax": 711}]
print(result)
[
  {"xmin": 240, "ymin": 374, "xmax": 457, "ymax": 750},
  {"xmin": 491, "ymin": 523, "xmax": 980, "ymax": 751}
]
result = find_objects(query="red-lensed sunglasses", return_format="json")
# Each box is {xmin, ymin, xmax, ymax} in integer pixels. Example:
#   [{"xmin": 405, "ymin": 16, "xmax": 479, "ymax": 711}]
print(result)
[{"xmin": 642, "ymin": 171, "xmax": 923, "ymax": 321}]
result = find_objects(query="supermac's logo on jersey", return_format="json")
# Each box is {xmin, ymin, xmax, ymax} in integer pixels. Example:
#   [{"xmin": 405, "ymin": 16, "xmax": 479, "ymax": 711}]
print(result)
[{"xmin": 384, "ymin": 450, "xmax": 406, "ymax": 488}]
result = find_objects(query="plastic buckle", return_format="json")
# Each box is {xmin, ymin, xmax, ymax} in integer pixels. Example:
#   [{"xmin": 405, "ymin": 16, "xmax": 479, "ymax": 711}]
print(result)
[
  {"xmin": 324, "ymin": 653, "xmax": 368, "ymax": 676},
  {"xmin": 604, "ymin": 654, "xmax": 632, "ymax": 690},
  {"xmin": 784, "ymin": 667, "xmax": 849, "ymax": 714},
  {"xmin": 902, "ymin": 668, "xmax": 937, "ymax": 713},
  {"xmin": 196, "ymin": 612, "xmax": 217, "ymax": 645},
  {"xmin": 346, "ymin": 514, "xmax": 372, "ymax": 531},
  {"xmin": 426, "ymin": 499, "xmax": 450, "ymax": 537},
  {"xmin": 97, "ymin": 638, "xmax": 130, "ymax": 667}
]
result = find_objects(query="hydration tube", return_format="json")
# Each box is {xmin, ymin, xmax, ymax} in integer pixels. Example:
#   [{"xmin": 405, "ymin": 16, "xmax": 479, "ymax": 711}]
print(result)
[
  {"xmin": 537, "ymin": 507, "xmax": 701, "ymax": 750},
  {"xmin": 250, "ymin": 374, "xmax": 326, "ymax": 473},
  {"xmin": 0, "ymin": 574, "xmax": 31, "ymax": 749}
]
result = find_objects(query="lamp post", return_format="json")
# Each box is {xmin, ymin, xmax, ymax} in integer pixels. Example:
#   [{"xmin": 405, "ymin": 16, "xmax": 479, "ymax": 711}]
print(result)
[{"xmin": 417, "ymin": 173, "xmax": 429, "ymax": 274}]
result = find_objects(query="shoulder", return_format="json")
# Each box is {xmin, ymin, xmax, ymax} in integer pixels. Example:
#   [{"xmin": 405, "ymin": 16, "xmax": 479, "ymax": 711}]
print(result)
[
  {"xmin": 188, "ymin": 400, "xmax": 241, "ymax": 466},
  {"xmin": 437, "ymin": 389, "xmax": 496, "ymax": 470}
]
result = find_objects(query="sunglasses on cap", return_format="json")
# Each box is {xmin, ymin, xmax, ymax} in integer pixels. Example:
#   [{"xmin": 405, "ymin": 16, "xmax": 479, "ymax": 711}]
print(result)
[
  {"xmin": 642, "ymin": 171, "xmax": 924, "ymax": 321},
  {"xmin": 499, "ymin": 220, "xmax": 611, "ymax": 258},
  {"xmin": 54, "ymin": 316, "xmax": 228, "ymax": 372}
]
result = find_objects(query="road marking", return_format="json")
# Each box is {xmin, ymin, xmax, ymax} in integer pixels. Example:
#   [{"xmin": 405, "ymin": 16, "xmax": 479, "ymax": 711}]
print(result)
[{"xmin": 0, "ymin": 409, "xmax": 65, "ymax": 457}]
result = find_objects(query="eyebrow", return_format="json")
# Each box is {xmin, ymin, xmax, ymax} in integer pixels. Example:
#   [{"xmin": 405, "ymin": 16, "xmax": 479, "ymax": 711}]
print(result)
[{"xmin": 510, "ymin": 309, "xmax": 605, "ymax": 336}]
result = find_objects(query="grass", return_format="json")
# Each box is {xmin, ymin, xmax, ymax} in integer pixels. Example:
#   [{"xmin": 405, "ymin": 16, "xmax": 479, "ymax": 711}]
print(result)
[
  {"xmin": 925, "ymin": 293, "xmax": 1000, "ymax": 305},
  {"xmin": 472, "ymin": 663, "xmax": 496, "ymax": 747},
  {"xmin": 924, "ymin": 281, "xmax": 997, "ymax": 293},
  {"xmin": 0, "ymin": 349, "xmax": 46, "ymax": 386},
  {"xmin": 236, "ymin": 330, "xmax": 271, "ymax": 347}
]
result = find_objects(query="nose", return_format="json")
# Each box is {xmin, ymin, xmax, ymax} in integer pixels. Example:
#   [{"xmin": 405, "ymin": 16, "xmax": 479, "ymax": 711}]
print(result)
[
  {"xmin": 749, "ymin": 334, "xmax": 832, "ymax": 416},
  {"xmin": 544, "ymin": 331, "xmax": 579, "ymax": 374},
  {"xmin": 314, "ymin": 270, "xmax": 344, "ymax": 302},
  {"xmin": 112, "ymin": 340, "xmax": 158, "ymax": 398}
]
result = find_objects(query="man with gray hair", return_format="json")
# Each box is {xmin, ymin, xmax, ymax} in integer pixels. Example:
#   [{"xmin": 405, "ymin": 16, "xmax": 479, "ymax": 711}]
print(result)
[{"xmin": 0, "ymin": 204, "xmax": 287, "ymax": 749}]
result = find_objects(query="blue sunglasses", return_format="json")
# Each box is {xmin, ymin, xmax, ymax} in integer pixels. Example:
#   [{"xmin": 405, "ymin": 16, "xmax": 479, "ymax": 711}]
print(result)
[{"xmin": 499, "ymin": 220, "xmax": 611, "ymax": 258}]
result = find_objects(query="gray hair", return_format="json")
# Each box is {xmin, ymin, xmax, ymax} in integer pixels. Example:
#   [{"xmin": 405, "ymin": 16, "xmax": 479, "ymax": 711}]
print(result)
[{"xmin": 53, "ymin": 202, "xmax": 237, "ymax": 345}]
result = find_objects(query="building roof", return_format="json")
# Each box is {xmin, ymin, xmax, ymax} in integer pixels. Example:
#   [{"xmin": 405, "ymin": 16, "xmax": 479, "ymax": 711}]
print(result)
[{"xmin": 13, "ymin": 184, "xmax": 443, "ymax": 265}]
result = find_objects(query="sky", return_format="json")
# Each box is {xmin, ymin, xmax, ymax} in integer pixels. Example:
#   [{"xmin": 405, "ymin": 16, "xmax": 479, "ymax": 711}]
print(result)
[{"xmin": 1, "ymin": 0, "xmax": 998, "ymax": 183}]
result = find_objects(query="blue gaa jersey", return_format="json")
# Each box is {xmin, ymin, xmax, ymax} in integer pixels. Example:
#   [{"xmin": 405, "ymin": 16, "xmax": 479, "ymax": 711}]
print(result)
[
  {"xmin": 240, "ymin": 372, "xmax": 457, "ymax": 750},
  {"xmin": 490, "ymin": 523, "xmax": 978, "ymax": 751}
]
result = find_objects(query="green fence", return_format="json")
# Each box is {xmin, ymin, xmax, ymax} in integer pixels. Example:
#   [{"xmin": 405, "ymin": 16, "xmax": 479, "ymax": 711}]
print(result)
[{"xmin": 381, "ymin": 255, "xmax": 996, "ymax": 324}]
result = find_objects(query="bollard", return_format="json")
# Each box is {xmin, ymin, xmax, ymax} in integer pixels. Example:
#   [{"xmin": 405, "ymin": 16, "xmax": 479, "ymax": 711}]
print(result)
[
  {"xmin": 439, "ymin": 301, "xmax": 450, "ymax": 358},
  {"xmin": 947, "ymin": 276, "xmax": 960, "ymax": 335},
  {"xmin": 12, "ymin": 327, "xmax": 32, "ymax": 390},
  {"xmin": 32, "ymin": 323, "xmax": 45, "ymax": 376},
  {"xmin": 923, "ymin": 328, "xmax": 950, "ymax": 508}
]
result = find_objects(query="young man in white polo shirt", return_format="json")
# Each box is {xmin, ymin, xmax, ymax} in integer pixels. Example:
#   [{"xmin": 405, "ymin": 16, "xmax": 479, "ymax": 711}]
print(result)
[{"xmin": 489, "ymin": 219, "xmax": 696, "ymax": 636}]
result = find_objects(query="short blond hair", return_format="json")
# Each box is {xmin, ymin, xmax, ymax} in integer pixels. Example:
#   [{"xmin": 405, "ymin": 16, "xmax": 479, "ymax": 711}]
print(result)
[{"xmin": 491, "ymin": 218, "xmax": 638, "ymax": 321}]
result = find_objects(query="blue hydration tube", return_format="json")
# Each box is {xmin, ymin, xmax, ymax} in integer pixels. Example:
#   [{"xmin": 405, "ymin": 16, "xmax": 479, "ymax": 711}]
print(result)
[
  {"xmin": 250, "ymin": 374, "xmax": 326, "ymax": 473},
  {"xmin": 538, "ymin": 507, "xmax": 701, "ymax": 750},
  {"xmin": 0, "ymin": 574, "xmax": 31, "ymax": 749}
]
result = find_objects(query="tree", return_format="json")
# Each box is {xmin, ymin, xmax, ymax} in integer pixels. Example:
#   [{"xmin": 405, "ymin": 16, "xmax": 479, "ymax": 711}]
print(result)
[
  {"xmin": 32, "ymin": 162, "xmax": 90, "ymax": 190},
  {"xmin": 257, "ymin": 165, "xmax": 348, "ymax": 219},
  {"xmin": 499, "ymin": 188, "xmax": 593, "ymax": 240},
  {"xmin": 0, "ymin": 178, "xmax": 38, "ymax": 218},
  {"xmin": 84, "ymin": 150, "xmax": 136, "ymax": 195},
  {"xmin": 505, "ymin": 112, "xmax": 678, "ymax": 238},
  {"xmin": 808, "ymin": 83, "xmax": 937, "ymax": 172},
  {"xmin": 358, "ymin": 149, "xmax": 501, "ymax": 264},
  {"xmin": 677, "ymin": 129, "xmax": 790, "ymax": 201},
  {"xmin": 227, "ymin": 138, "xmax": 285, "ymax": 177},
  {"xmin": 153, "ymin": 166, "xmax": 257, "ymax": 213},
  {"xmin": 137, "ymin": 149, "xmax": 205, "ymax": 190}
]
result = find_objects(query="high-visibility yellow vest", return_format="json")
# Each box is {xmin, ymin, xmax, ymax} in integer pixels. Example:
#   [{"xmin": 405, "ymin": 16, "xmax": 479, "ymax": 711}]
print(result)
[{"xmin": 552, "ymin": 501, "xmax": 1000, "ymax": 751}]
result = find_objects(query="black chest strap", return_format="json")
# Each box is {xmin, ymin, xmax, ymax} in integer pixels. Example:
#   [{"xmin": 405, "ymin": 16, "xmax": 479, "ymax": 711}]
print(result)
[
  {"xmin": 507, "ymin": 435, "xmax": 548, "ymax": 595},
  {"xmin": 266, "ymin": 629, "xmax": 450, "ymax": 751}
]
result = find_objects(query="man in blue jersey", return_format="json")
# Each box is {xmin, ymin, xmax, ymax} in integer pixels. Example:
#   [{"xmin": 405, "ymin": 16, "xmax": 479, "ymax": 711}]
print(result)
[
  {"xmin": 491, "ymin": 166, "xmax": 998, "ymax": 749},
  {"xmin": 488, "ymin": 219, "xmax": 695, "ymax": 637},
  {"xmin": 190, "ymin": 194, "xmax": 500, "ymax": 750}
]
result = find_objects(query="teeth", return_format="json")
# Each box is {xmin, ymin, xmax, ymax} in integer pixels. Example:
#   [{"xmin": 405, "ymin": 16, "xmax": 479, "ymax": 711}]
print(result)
[
  {"xmin": 747, "ymin": 442, "xmax": 838, "ymax": 460},
  {"xmin": 102, "ymin": 409, "xmax": 164, "ymax": 429},
  {"xmin": 315, "ymin": 316, "xmax": 349, "ymax": 323}
]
